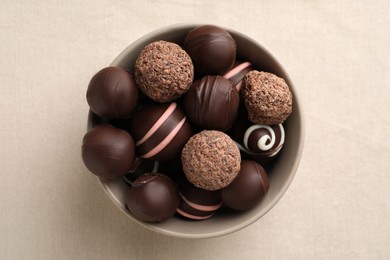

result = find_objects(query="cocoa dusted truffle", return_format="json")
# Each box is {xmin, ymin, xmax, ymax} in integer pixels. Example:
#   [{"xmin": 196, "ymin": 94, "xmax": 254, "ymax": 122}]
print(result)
[
  {"xmin": 222, "ymin": 160, "xmax": 269, "ymax": 211},
  {"xmin": 134, "ymin": 40, "xmax": 194, "ymax": 102},
  {"xmin": 81, "ymin": 124, "xmax": 136, "ymax": 180},
  {"xmin": 184, "ymin": 25, "xmax": 236, "ymax": 75},
  {"xmin": 241, "ymin": 71, "xmax": 292, "ymax": 125},
  {"xmin": 86, "ymin": 67, "xmax": 138, "ymax": 119},
  {"xmin": 125, "ymin": 173, "xmax": 179, "ymax": 222},
  {"xmin": 182, "ymin": 75, "xmax": 239, "ymax": 131},
  {"xmin": 181, "ymin": 130, "xmax": 241, "ymax": 191}
]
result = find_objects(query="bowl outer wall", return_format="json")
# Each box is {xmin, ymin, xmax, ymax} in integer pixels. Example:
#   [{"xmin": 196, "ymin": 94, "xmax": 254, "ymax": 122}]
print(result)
[{"xmin": 94, "ymin": 23, "xmax": 305, "ymax": 239}]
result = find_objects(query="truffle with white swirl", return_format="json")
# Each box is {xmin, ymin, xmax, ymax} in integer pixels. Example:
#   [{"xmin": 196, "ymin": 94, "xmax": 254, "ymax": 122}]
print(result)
[{"xmin": 231, "ymin": 116, "xmax": 285, "ymax": 164}]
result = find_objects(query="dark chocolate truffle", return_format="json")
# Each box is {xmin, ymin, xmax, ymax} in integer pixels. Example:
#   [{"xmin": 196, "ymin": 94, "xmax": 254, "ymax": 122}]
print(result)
[
  {"xmin": 231, "ymin": 115, "xmax": 285, "ymax": 164},
  {"xmin": 222, "ymin": 160, "xmax": 269, "ymax": 211},
  {"xmin": 176, "ymin": 178, "xmax": 222, "ymax": 220},
  {"xmin": 183, "ymin": 75, "xmax": 239, "ymax": 131},
  {"xmin": 130, "ymin": 102, "xmax": 192, "ymax": 161},
  {"xmin": 87, "ymin": 67, "xmax": 138, "ymax": 119},
  {"xmin": 122, "ymin": 158, "xmax": 160, "ymax": 185},
  {"xmin": 134, "ymin": 41, "xmax": 194, "ymax": 102},
  {"xmin": 241, "ymin": 71, "xmax": 292, "ymax": 125},
  {"xmin": 125, "ymin": 173, "xmax": 179, "ymax": 222},
  {"xmin": 81, "ymin": 124, "xmax": 136, "ymax": 180},
  {"xmin": 223, "ymin": 61, "xmax": 253, "ymax": 92},
  {"xmin": 184, "ymin": 25, "xmax": 236, "ymax": 75},
  {"xmin": 181, "ymin": 130, "xmax": 241, "ymax": 191}
]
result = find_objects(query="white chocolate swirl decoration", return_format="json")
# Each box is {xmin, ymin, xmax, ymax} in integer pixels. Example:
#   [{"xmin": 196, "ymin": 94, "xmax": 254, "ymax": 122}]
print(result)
[{"xmin": 241, "ymin": 124, "xmax": 285, "ymax": 157}]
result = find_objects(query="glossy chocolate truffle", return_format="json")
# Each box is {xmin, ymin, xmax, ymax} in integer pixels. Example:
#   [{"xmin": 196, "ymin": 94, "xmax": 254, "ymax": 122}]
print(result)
[
  {"xmin": 82, "ymin": 124, "xmax": 136, "ymax": 180},
  {"xmin": 122, "ymin": 158, "xmax": 159, "ymax": 185},
  {"xmin": 184, "ymin": 25, "xmax": 236, "ymax": 75},
  {"xmin": 176, "ymin": 178, "xmax": 222, "ymax": 220},
  {"xmin": 130, "ymin": 102, "xmax": 192, "ymax": 161},
  {"xmin": 242, "ymin": 71, "xmax": 292, "ymax": 125},
  {"xmin": 134, "ymin": 41, "xmax": 194, "ymax": 102},
  {"xmin": 125, "ymin": 173, "xmax": 179, "ymax": 222},
  {"xmin": 87, "ymin": 67, "xmax": 138, "ymax": 119},
  {"xmin": 223, "ymin": 61, "xmax": 254, "ymax": 92},
  {"xmin": 222, "ymin": 160, "xmax": 269, "ymax": 211},
  {"xmin": 181, "ymin": 130, "xmax": 241, "ymax": 191},
  {"xmin": 183, "ymin": 75, "xmax": 239, "ymax": 131},
  {"xmin": 231, "ymin": 115, "xmax": 285, "ymax": 164}
]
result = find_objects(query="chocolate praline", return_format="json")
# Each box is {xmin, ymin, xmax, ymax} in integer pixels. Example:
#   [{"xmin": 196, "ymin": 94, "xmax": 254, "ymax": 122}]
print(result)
[
  {"xmin": 184, "ymin": 25, "xmax": 236, "ymax": 75},
  {"xmin": 86, "ymin": 67, "xmax": 138, "ymax": 119},
  {"xmin": 223, "ymin": 61, "xmax": 254, "ymax": 92},
  {"xmin": 222, "ymin": 160, "xmax": 269, "ymax": 211},
  {"xmin": 125, "ymin": 173, "xmax": 179, "ymax": 222},
  {"xmin": 130, "ymin": 102, "xmax": 192, "ymax": 161},
  {"xmin": 183, "ymin": 75, "xmax": 239, "ymax": 131},
  {"xmin": 81, "ymin": 124, "xmax": 136, "ymax": 180},
  {"xmin": 134, "ymin": 41, "xmax": 194, "ymax": 103},
  {"xmin": 176, "ymin": 178, "xmax": 222, "ymax": 220},
  {"xmin": 231, "ymin": 115, "xmax": 285, "ymax": 164}
]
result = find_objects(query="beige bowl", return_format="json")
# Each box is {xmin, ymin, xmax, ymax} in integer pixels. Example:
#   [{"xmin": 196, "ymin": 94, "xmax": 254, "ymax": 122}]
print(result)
[{"xmin": 93, "ymin": 23, "xmax": 304, "ymax": 238}]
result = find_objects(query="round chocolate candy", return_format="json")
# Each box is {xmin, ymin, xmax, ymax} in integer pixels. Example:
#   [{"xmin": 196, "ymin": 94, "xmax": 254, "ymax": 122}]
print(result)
[
  {"xmin": 184, "ymin": 25, "xmax": 236, "ymax": 75},
  {"xmin": 122, "ymin": 158, "xmax": 160, "ymax": 185},
  {"xmin": 176, "ymin": 178, "xmax": 222, "ymax": 220},
  {"xmin": 223, "ymin": 61, "xmax": 254, "ymax": 92},
  {"xmin": 86, "ymin": 67, "xmax": 138, "ymax": 119},
  {"xmin": 125, "ymin": 173, "xmax": 179, "ymax": 222},
  {"xmin": 81, "ymin": 124, "xmax": 136, "ymax": 180},
  {"xmin": 231, "ymin": 115, "xmax": 285, "ymax": 164},
  {"xmin": 181, "ymin": 130, "xmax": 241, "ymax": 191},
  {"xmin": 222, "ymin": 160, "xmax": 269, "ymax": 211},
  {"xmin": 130, "ymin": 102, "xmax": 192, "ymax": 161},
  {"xmin": 134, "ymin": 40, "xmax": 194, "ymax": 103},
  {"xmin": 182, "ymin": 75, "xmax": 239, "ymax": 131}
]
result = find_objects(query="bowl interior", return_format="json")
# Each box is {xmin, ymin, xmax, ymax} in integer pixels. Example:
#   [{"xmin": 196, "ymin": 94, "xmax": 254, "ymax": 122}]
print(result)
[{"xmin": 93, "ymin": 24, "xmax": 304, "ymax": 238}]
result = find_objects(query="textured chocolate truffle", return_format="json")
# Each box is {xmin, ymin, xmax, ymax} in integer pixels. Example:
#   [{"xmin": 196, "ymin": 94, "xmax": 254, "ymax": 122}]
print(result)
[
  {"xmin": 183, "ymin": 75, "xmax": 239, "ymax": 131},
  {"xmin": 125, "ymin": 173, "xmax": 179, "ymax": 222},
  {"xmin": 241, "ymin": 71, "xmax": 292, "ymax": 125},
  {"xmin": 176, "ymin": 178, "xmax": 222, "ymax": 220},
  {"xmin": 181, "ymin": 130, "xmax": 241, "ymax": 191},
  {"xmin": 231, "ymin": 115, "xmax": 285, "ymax": 164},
  {"xmin": 81, "ymin": 124, "xmax": 136, "ymax": 180},
  {"xmin": 130, "ymin": 102, "xmax": 192, "ymax": 161},
  {"xmin": 222, "ymin": 160, "xmax": 269, "ymax": 211},
  {"xmin": 184, "ymin": 25, "xmax": 236, "ymax": 75},
  {"xmin": 134, "ymin": 41, "xmax": 194, "ymax": 102},
  {"xmin": 223, "ymin": 61, "xmax": 253, "ymax": 92},
  {"xmin": 87, "ymin": 67, "xmax": 138, "ymax": 119}
]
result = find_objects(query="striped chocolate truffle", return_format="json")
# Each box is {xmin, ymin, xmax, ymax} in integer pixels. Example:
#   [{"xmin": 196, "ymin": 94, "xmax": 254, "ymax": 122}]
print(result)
[
  {"xmin": 176, "ymin": 178, "xmax": 222, "ymax": 220},
  {"xmin": 223, "ymin": 61, "xmax": 253, "ymax": 92},
  {"xmin": 231, "ymin": 115, "xmax": 285, "ymax": 164},
  {"xmin": 130, "ymin": 102, "xmax": 192, "ymax": 161}
]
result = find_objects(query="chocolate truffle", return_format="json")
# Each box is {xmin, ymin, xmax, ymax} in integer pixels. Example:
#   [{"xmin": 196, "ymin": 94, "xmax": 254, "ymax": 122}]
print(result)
[
  {"xmin": 231, "ymin": 115, "xmax": 285, "ymax": 164},
  {"xmin": 223, "ymin": 61, "xmax": 253, "ymax": 92},
  {"xmin": 122, "ymin": 158, "xmax": 160, "ymax": 185},
  {"xmin": 184, "ymin": 25, "xmax": 236, "ymax": 75},
  {"xmin": 130, "ymin": 102, "xmax": 192, "ymax": 161},
  {"xmin": 181, "ymin": 130, "xmax": 241, "ymax": 191},
  {"xmin": 134, "ymin": 40, "xmax": 194, "ymax": 102},
  {"xmin": 87, "ymin": 67, "xmax": 138, "ymax": 119},
  {"xmin": 125, "ymin": 173, "xmax": 179, "ymax": 222},
  {"xmin": 176, "ymin": 178, "xmax": 222, "ymax": 220},
  {"xmin": 241, "ymin": 71, "xmax": 292, "ymax": 125},
  {"xmin": 81, "ymin": 124, "xmax": 136, "ymax": 180},
  {"xmin": 183, "ymin": 75, "xmax": 239, "ymax": 131},
  {"xmin": 222, "ymin": 160, "xmax": 269, "ymax": 211}
]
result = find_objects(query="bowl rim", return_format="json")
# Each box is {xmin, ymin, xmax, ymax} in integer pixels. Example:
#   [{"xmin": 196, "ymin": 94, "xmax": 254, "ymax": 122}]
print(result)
[{"xmin": 96, "ymin": 23, "xmax": 305, "ymax": 239}]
